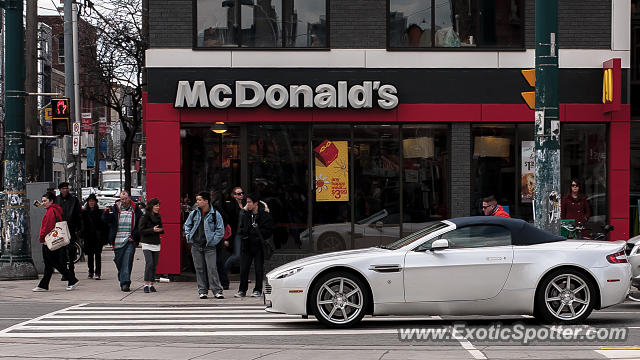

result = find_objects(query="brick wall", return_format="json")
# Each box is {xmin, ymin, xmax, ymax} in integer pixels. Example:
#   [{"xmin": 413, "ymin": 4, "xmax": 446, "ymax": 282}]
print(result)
[
  {"xmin": 449, "ymin": 123, "xmax": 471, "ymax": 218},
  {"xmin": 150, "ymin": 0, "xmax": 612, "ymax": 50}
]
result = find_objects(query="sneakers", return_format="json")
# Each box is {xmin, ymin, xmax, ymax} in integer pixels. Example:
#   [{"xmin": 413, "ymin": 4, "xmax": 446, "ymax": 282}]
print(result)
[
  {"xmin": 66, "ymin": 281, "xmax": 79, "ymax": 291},
  {"xmin": 94, "ymin": 275, "xmax": 101, "ymax": 280},
  {"xmin": 234, "ymin": 291, "xmax": 246, "ymax": 298},
  {"xmin": 87, "ymin": 274, "xmax": 93, "ymax": 279},
  {"xmin": 144, "ymin": 286, "xmax": 150, "ymax": 293},
  {"xmin": 32, "ymin": 286, "xmax": 48, "ymax": 292},
  {"xmin": 251, "ymin": 291, "xmax": 262, "ymax": 297},
  {"xmin": 150, "ymin": 286, "xmax": 157, "ymax": 293},
  {"xmin": 199, "ymin": 293, "xmax": 208, "ymax": 299},
  {"xmin": 214, "ymin": 292, "xmax": 224, "ymax": 299}
]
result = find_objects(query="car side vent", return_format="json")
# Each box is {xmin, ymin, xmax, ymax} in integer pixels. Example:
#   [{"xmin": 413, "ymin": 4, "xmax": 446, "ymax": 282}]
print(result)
[{"xmin": 369, "ymin": 264, "xmax": 402, "ymax": 273}]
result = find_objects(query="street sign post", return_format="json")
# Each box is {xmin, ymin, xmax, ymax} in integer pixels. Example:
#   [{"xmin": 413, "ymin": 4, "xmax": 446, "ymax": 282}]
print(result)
[{"xmin": 72, "ymin": 122, "xmax": 80, "ymax": 155}]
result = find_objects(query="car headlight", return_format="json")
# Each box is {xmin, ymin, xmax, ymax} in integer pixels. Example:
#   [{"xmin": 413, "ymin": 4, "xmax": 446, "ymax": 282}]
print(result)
[{"xmin": 275, "ymin": 267, "xmax": 304, "ymax": 279}]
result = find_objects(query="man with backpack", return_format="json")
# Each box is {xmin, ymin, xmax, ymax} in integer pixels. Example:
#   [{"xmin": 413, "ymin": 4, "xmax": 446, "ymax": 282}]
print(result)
[{"xmin": 183, "ymin": 191, "xmax": 225, "ymax": 299}]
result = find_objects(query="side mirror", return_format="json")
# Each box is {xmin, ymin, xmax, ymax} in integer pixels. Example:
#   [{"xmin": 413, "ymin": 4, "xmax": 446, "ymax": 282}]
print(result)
[{"xmin": 430, "ymin": 239, "xmax": 449, "ymax": 251}]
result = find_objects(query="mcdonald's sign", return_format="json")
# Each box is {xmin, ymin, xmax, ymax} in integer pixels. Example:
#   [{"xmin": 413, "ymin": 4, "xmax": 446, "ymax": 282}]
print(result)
[{"xmin": 602, "ymin": 58, "xmax": 621, "ymax": 113}]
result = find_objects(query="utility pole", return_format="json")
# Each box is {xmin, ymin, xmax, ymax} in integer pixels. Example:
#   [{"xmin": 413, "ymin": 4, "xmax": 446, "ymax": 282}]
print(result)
[
  {"xmin": 0, "ymin": 0, "xmax": 38, "ymax": 280},
  {"xmin": 63, "ymin": 0, "xmax": 76, "ymax": 190},
  {"xmin": 25, "ymin": 0, "xmax": 38, "ymax": 182},
  {"xmin": 533, "ymin": 0, "xmax": 561, "ymax": 234},
  {"xmin": 72, "ymin": 2, "xmax": 81, "ymax": 190}
]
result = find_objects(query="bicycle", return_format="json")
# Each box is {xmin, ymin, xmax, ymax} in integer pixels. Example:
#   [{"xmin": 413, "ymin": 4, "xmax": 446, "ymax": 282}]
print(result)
[{"xmin": 560, "ymin": 224, "xmax": 614, "ymax": 240}]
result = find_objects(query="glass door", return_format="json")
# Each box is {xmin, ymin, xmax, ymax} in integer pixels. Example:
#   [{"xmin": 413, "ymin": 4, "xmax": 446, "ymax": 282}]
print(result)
[{"xmin": 352, "ymin": 125, "xmax": 401, "ymax": 248}]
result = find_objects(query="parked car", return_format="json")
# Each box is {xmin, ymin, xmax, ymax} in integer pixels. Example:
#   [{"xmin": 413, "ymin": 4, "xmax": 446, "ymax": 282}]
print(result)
[{"xmin": 266, "ymin": 216, "xmax": 630, "ymax": 328}]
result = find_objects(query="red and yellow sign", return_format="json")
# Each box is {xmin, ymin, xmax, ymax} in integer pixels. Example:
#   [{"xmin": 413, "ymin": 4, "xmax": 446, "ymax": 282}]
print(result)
[
  {"xmin": 602, "ymin": 58, "xmax": 621, "ymax": 113},
  {"xmin": 314, "ymin": 140, "xmax": 349, "ymax": 202}
]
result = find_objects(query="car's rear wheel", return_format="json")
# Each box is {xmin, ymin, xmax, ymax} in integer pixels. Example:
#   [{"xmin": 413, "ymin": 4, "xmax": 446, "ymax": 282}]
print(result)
[
  {"xmin": 535, "ymin": 268, "xmax": 595, "ymax": 324},
  {"xmin": 310, "ymin": 272, "xmax": 368, "ymax": 328}
]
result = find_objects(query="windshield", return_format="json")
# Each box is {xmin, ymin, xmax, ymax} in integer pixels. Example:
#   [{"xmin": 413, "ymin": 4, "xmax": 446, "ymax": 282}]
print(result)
[
  {"xmin": 102, "ymin": 181, "xmax": 121, "ymax": 190},
  {"xmin": 381, "ymin": 221, "xmax": 449, "ymax": 250}
]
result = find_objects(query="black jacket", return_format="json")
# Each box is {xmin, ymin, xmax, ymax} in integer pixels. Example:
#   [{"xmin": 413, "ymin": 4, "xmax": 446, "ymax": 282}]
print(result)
[
  {"xmin": 238, "ymin": 203, "xmax": 274, "ymax": 252},
  {"xmin": 139, "ymin": 212, "xmax": 164, "ymax": 246},
  {"xmin": 56, "ymin": 194, "xmax": 81, "ymax": 234},
  {"xmin": 224, "ymin": 200, "xmax": 244, "ymax": 250},
  {"xmin": 81, "ymin": 205, "xmax": 107, "ymax": 253},
  {"xmin": 102, "ymin": 200, "xmax": 143, "ymax": 245}
]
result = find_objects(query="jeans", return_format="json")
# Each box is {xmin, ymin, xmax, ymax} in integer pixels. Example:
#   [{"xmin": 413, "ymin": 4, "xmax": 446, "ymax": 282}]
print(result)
[
  {"xmin": 86, "ymin": 248, "xmax": 102, "ymax": 277},
  {"xmin": 224, "ymin": 235, "xmax": 242, "ymax": 274},
  {"xmin": 38, "ymin": 244, "xmax": 78, "ymax": 289},
  {"xmin": 216, "ymin": 246, "xmax": 229, "ymax": 288},
  {"xmin": 113, "ymin": 241, "xmax": 135, "ymax": 287},
  {"xmin": 239, "ymin": 240, "xmax": 264, "ymax": 294},
  {"xmin": 191, "ymin": 245, "xmax": 223, "ymax": 295},
  {"xmin": 143, "ymin": 250, "xmax": 159, "ymax": 282}
]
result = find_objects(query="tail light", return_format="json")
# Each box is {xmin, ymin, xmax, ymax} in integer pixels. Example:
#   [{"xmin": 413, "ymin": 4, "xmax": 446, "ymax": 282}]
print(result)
[{"xmin": 607, "ymin": 250, "xmax": 628, "ymax": 264}]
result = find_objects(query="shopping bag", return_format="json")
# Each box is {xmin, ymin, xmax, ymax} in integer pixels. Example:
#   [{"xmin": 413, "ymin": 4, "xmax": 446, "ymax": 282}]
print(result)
[{"xmin": 45, "ymin": 221, "xmax": 71, "ymax": 251}]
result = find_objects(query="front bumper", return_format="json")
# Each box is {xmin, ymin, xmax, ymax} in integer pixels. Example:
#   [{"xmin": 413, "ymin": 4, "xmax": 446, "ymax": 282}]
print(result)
[{"xmin": 264, "ymin": 278, "xmax": 308, "ymax": 315}]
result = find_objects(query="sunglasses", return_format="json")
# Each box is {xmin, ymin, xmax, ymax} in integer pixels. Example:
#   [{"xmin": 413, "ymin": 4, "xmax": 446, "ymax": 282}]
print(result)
[
  {"xmin": 234, "ymin": 192, "xmax": 244, "ymax": 196},
  {"xmin": 482, "ymin": 205, "xmax": 492, "ymax": 209},
  {"xmin": 571, "ymin": 184, "xmax": 579, "ymax": 187}
]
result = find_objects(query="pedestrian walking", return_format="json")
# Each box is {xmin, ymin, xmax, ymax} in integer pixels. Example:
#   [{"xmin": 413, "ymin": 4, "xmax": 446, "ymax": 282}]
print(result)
[
  {"xmin": 81, "ymin": 194, "xmax": 107, "ymax": 280},
  {"xmin": 55, "ymin": 182, "xmax": 82, "ymax": 279},
  {"xmin": 102, "ymin": 190, "xmax": 143, "ymax": 292},
  {"xmin": 235, "ymin": 193, "xmax": 274, "ymax": 298},
  {"xmin": 32, "ymin": 191, "xmax": 79, "ymax": 292},
  {"xmin": 183, "ymin": 191, "xmax": 225, "ymax": 299},
  {"xmin": 139, "ymin": 198, "xmax": 164, "ymax": 293},
  {"xmin": 224, "ymin": 187, "xmax": 245, "ymax": 277}
]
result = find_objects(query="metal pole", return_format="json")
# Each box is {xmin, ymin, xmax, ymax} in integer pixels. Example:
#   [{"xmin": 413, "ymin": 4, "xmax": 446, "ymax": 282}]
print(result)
[
  {"xmin": 63, "ymin": 0, "xmax": 74, "ymax": 187},
  {"xmin": 72, "ymin": 2, "xmax": 81, "ymax": 192},
  {"xmin": 533, "ymin": 0, "xmax": 561, "ymax": 234},
  {"xmin": 0, "ymin": 0, "xmax": 38, "ymax": 279}
]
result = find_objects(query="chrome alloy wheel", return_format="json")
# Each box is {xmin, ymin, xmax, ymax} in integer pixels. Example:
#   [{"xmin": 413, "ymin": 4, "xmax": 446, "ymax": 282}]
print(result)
[
  {"xmin": 544, "ymin": 273, "xmax": 591, "ymax": 321},
  {"xmin": 316, "ymin": 277, "xmax": 364, "ymax": 324}
]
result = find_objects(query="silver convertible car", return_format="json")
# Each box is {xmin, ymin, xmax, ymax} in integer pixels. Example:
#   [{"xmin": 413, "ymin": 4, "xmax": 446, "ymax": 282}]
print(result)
[{"xmin": 265, "ymin": 217, "xmax": 630, "ymax": 328}]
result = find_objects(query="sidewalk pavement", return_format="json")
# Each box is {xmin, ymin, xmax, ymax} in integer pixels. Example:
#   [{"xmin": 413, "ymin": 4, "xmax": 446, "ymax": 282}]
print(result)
[{"xmin": 0, "ymin": 247, "xmax": 263, "ymax": 305}]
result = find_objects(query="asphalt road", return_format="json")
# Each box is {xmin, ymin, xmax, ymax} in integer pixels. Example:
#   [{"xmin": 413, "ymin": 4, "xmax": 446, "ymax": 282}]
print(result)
[{"xmin": 0, "ymin": 300, "xmax": 639, "ymax": 359}]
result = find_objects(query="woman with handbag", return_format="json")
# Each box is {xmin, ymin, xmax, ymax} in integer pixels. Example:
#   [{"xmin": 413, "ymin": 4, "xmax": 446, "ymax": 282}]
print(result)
[
  {"xmin": 138, "ymin": 198, "xmax": 164, "ymax": 293},
  {"xmin": 81, "ymin": 194, "xmax": 105, "ymax": 280},
  {"xmin": 33, "ymin": 191, "xmax": 79, "ymax": 292}
]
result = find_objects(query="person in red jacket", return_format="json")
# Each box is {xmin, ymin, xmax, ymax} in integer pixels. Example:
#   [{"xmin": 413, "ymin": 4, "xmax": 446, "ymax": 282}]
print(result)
[
  {"xmin": 33, "ymin": 191, "xmax": 79, "ymax": 292},
  {"xmin": 561, "ymin": 178, "xmax": 591, "ymax": 226},
  {"xmin": 482, "ymin": 195, "xmax": 511, "ymax": 218}
]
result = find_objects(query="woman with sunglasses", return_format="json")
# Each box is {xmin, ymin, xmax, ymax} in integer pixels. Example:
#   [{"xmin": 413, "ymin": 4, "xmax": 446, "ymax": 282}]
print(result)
[{"xmin": 561, "ymin": 178, "xmax": 591, "ymax": 227}]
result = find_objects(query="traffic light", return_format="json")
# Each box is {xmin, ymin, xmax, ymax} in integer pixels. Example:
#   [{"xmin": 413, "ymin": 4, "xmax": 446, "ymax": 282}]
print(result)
[
  {"xmin": 51, "ymin": 97, "xmax": 70, "ymax": 135},
  {"xmin": 521, "ymin": 69, "xmax": 535, "ymax": 110}
]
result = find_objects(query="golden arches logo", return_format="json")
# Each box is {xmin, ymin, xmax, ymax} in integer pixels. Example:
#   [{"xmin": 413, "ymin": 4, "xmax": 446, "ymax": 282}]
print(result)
[
  {"xmin": 602, "ymin": 68, "xmax": 613, "ymax": 104},
  {"xmin": 318, "ymin": 141, "xmax": 333, "ymax": 153}
]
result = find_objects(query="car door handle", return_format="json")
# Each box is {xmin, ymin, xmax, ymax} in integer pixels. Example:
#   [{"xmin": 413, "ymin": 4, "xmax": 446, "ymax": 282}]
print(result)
[{"xmin": 486, "ymin": 256, "xmax": 506, "ymax": 261}]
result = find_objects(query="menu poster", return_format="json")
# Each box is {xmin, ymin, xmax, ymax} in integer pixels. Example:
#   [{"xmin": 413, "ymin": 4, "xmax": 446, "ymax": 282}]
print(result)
[
  {"xmin": 314, "ymin": 140, "xmax": 349, "ymax": 202},
  {"xmin": 521, "ymin": 141, "xmax": 535, "ymax": 203}
]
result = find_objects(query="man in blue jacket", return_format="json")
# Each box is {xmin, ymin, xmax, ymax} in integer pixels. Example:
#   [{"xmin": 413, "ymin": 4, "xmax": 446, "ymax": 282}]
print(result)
[
  {"xmin": 102, "ymin": 190, "xmax": 143, "ymax": 292},
  {"xmin": 183, "ymin": 191, "xmax": 225, "ymax": 299}
]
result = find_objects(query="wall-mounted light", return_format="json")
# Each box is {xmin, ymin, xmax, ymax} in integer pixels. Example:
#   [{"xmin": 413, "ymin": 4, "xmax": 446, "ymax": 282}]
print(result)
[{"xmin": 211, "ymin": 122, "xmax": 227, "ymax": 134}]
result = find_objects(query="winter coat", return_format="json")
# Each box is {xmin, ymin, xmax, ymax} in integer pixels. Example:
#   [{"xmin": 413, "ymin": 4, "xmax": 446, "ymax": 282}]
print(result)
[
  {"xmin": 39, "ymin": 204, "xmax": 63, "ymax": 243},
  {"xmin": 102, "ymin": 200, "xmax": 143, "ymax": 245},
  {"xmin": 238, "ymin": 202, "xmax": 274, "ymax": 252},
  {"xmin": 183, "ymin": 206, "xmax": 224, "ymax": 248},
  {"xmin": 139, "ymin": 212, "xmax": 164, "ymax": 246},
  {"xmin": 561, "ymin": 194, "xmax": 590, "ymax": 226},
  {"xmin": 81, "ymin": 205, "xmax": 107, "ymax": 253},
  {"xmin": 55, "ymin": 194, "xmax": 81, "ymax": 234}
]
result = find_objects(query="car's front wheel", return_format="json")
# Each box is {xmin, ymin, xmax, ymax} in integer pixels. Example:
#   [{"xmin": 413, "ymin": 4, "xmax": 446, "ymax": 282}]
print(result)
[
  {"xmin": 310, "ymin": 272, "xmax": 368, "ymax": 328},
  {"xmin": 535, "ymin": 268, "xmax": 596, "ymax": 324}
]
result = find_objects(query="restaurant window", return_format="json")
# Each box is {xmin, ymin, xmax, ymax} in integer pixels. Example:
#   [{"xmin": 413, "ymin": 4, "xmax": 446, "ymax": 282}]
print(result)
[
  {"xmin": 402, "ymin": 125, "xmax": 449, "ymax": 236},
  {"xmin": 560, "ymin": 124, "xmax": 607, "ymax": 230},
  {"xmin": 471, "ymin": 124, "xmax": 533, "ymax": 221},
  {"xmin": 195, "ymin": 0, "xmax": 328, "ymax": 48},
  {"xmin": 389, "ymin": 0, "xmax": 523, "ymax": 49}
]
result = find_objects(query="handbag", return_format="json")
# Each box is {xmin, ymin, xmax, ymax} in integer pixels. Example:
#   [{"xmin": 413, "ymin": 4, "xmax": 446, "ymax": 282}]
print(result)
[{"xmin": 45, "ymin": 220, "xmax": 71, "ymax": 251}]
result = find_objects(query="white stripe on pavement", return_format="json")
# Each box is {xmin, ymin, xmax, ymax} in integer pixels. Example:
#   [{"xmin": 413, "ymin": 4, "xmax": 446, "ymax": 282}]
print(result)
[
  {"xmin": 0, "ymin": 303, "xmax": 87, "ymax": 335},
  {"xmin": 595, "ymin": 349, "xmax": 640, "ymax": 359},
  {"xmin": 34, "ymin": 316, "xmax": 440, "ymax": 324},
  {"xmin": 0, "ymin": 329, "xmax": 399, "ymax": 338}
]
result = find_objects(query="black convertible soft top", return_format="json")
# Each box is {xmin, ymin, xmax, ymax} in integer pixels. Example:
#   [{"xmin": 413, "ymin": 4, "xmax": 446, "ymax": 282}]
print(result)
[{"xmin": 447, "ymin": 217, "xmax": 566, "ymax": 246}]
